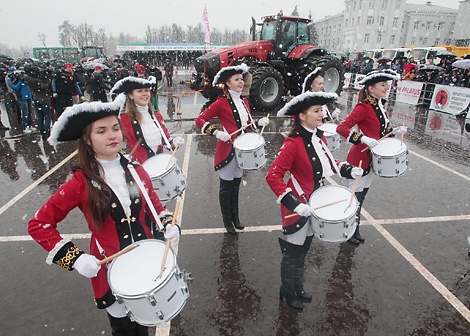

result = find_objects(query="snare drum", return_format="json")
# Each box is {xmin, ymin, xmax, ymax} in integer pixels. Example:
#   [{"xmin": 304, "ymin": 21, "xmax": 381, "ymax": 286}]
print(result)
[
  {"xmin": 233, "ymin": 133, "xmax": 266, "ymax": 170},
  {"xmin": 142, "ymin": 153, "xmax": 187, "ymax": 201},
  {"xmin": 309, "ymin": 185, "xmax": 358, "ymax": 243},
  {"xmin": 108, "ymin": 240, "xmax": 190, "ymax": 326},
  {"xmin": 371, "ymin": 138, "xmax": 408, "ymax": 178},
  {"xmin": 318, "ymin": 123, "xmax": 340, "ymax": 151}
]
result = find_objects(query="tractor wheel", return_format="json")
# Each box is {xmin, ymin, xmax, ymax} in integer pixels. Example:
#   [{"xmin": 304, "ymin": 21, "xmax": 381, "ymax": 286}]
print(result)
[
  {"xmin": 249, "ymin": 67, "xmax": 284, "ymax": 110},
  {"xmin": 303, "ymin": 56, "xmax": 345, "ymax": 95}
]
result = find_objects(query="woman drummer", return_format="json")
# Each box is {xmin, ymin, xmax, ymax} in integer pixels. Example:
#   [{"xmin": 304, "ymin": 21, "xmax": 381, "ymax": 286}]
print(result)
[
  {"xmin": 336, "ymin": 70, "xmax": 406, "ymax": 245},
  {"xmin": 266, "ymin": 92, "xmax": 363, "ymax": 309},
  {"xmin": 28, "ymin": 96, "xmax": 180, "ymax": 335},
  {"xmin": 110, "ymin": 76, "xmax": 185, "ymax": 164},
  {"xmin": 195, "ymin": 64, "xmax": 269, "ymax": 234},
  {"xmin": 301, "ymin": 67, "xmax": 341, "ymax": 121}
]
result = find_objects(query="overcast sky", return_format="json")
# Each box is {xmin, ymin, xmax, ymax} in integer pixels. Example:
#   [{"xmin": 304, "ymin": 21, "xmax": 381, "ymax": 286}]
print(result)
[{"xmin": 0, "ymin": 0, "xmax": 461, "ymax": 49}]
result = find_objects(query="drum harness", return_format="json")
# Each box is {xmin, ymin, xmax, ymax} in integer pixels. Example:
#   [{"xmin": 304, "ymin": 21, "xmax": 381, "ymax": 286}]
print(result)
[
  {"xmin": 150, "ymin": 114, "xmax": 173, "ymax": 151},
  {"xmin": 93, "ymin": 165, "xmax": 167, "ymax": 260}
]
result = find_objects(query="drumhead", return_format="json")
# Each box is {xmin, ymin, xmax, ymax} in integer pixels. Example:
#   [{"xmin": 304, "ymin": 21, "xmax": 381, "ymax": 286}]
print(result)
[
  {"xmin": 108, "ymin": 239, "xmax": 176, "ymax": 296},
  {"xmin": 142, "ymin": 154, "xmax": 176, "ymax": 176},
  {"xmin": 372, "ymin": 138, "xmax": 407, "ymax": 157},
  {"xmin": 309, "ymin": 185, "xmax": 358, "ymax": 220},
  {"xmin": 233, "ymin": 133, "xmax": 264, "ymax": 151},
  {"xmin": 318, "ymin": 123, "xmax": 338, "ymax": 135}
]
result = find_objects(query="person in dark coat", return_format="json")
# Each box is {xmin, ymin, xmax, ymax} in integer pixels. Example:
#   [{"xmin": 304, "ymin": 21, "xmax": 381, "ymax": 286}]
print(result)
[{"xmin": 90, "ymin": 65, "xmax": 111, "ymax": 102}]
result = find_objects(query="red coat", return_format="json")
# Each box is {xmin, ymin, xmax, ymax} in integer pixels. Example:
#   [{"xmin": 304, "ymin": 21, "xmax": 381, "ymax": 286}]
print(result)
[
  {"xmin": 28, "ymin": 158, "xmax": 168, "ymax": 309},
  {"xmin": 195, "ymin": 94, "xmax": 254, "ymax": 170},
  {"xmin": 266, "ymin": 127, "xmax": 349, "ymax": 234},
  {"xmin": 121, "ymin": 111, "xmax": 173, "ymax": 164},
  {"xmin": 336, "ymin": 99, "xmax": 392, "ymax": 169}
]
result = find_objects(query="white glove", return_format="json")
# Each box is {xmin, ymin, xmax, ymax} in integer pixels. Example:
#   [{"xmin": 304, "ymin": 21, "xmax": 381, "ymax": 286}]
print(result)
[
  {"xmin": 73, "ymin": 254, "xmax": 100, "ymax": 278},
  {"xmin": 294, "ymin": 203, "xmax": 315, "ymax": 217},
  {"xmin": 164, "ymin": 225, "xmax": 180, "ymax": 243},
  {"xmin": 351, "ymin": 167, "xmax": 364, "ymax": 178},
  {"xmin": 258, "ymin": 117, "xmax": 270, "ymax": 127},
  {"xmin": 52, "ymin": 93, "xmax": 58, "ymax": 98},
  {"xmin": 172, "ymin": 136, "xmax": 185, "ymax": 146},
  {"xmin": 360, "ymin": 135, "xmax": 379, "ymax": 148},
  {"xmin": 394, "ymin": 125, "xmax": 408, "ymax": 135},
  {"xmin": 331, "ymin": 108, "xmax": 340, "ymax": 119},
  {"xmin": 215, "ymin": 130, "xmax": 231, "ymax": 142}
]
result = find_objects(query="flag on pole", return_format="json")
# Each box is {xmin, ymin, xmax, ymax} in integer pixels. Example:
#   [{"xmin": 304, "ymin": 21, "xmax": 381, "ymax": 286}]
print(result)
[{"xmin": 202, "ymin": 5, "xmax": 210, "ymax": 44}]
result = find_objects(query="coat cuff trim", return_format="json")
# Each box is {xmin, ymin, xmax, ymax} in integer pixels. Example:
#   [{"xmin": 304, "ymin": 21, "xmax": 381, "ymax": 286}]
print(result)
[
  {"xmin": 276, "ymin": 188, "xmax": 292, "ymax": 204},
  {"xmin": 46, "ymin": 238, "xmax": 71, "ymax": 265}
]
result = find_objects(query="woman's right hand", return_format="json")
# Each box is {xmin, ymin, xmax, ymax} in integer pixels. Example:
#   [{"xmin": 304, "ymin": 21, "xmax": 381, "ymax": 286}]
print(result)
[
  {"xmin": 215, "ymin": 130, "xmax": 231, "ymax": 142},
  {"xmin": 294, "ymin": 203, "xmax": 315, "ymax": 217},
  {"xmin": 73, "ymin": 254, "xmax": 100, "ymax": 278},
  {"xmin": 360, "ymin": 135, "xmax": 379, "ymax": 148}
]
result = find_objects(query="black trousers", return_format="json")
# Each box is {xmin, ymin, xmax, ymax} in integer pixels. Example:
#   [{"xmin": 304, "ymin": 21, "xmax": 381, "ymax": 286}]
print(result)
[{"xmin": 107, "ymin": 313, "xmax": 148, "ymax": 336}]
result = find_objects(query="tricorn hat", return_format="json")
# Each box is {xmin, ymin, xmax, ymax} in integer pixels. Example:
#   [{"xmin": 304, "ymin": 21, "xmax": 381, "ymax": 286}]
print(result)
[
  {"xmin": 277, "ymin": 92, "xmax": 337, "ymax": 117},
  {"xmin": 301, "ymin": 67, "xmax": 324, "ymax": 93},
  {"xmin": 48, "ymin": 94, "xmax": 126, "ymax": 146},
  {"xmin": 110, "ymin": 76, "xmax": 156, "ymax": 95},
  {"xmin": 212, "ymin": 63, "xmax": 249, "ymax": 86},
  {"xmin": 359, "ymin": 69, "xmax": 400, "ymax": 86}
]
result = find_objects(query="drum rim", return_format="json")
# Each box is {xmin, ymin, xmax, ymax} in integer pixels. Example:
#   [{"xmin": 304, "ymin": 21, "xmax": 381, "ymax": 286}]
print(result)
[
  {"xmin": 130, "ymin": 295, "xmax": 189, "ymax": 327},
  {"xmin": 309, "ymin": 185, "xmax": 358, "ymax": 220},
  {"xmin": 233, "ymin": 133, "xmax": 266, "ymax": 151},
  {"xmin": 142, "ymin": 154, "xmax": 178, "ymax": 177},
  {"xmin": 107, "ymin": 239, "xmax": 177, "ymax": 296}
]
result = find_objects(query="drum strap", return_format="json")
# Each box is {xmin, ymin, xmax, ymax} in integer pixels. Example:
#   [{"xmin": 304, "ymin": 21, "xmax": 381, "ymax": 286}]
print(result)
[
  {"xmin": 150, "ymin": 114, "xmax": 172, "ymax": 150},
  {"xmin": 291, "ymin": 174, "xmax": 308, "ymax": 203},
  {"xmin": 128, "ymin": 165, "xmax": 164, "ymax": 230},
  {"xmin": 319, "ymin": 139, "xmax": 341, "ymax": 175}
]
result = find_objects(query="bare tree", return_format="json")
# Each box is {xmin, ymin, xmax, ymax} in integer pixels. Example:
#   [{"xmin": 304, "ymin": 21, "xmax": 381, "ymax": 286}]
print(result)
[{"xmin": 37, "ymin": 33, "xmax": 47, "ymax": 47}]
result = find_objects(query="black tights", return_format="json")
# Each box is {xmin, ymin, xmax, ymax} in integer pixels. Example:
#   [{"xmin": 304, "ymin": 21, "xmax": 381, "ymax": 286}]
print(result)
[{"xmin": 107, "ymin": 313, "xmax": 148, "ymax": 336}]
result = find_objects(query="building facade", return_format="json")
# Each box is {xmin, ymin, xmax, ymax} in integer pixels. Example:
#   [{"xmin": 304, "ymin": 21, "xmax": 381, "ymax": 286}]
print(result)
[
  {"xmin": 314, "ymin": 0, "xmax": 459, "ymax": 52},
  {"xmin": 453, "ymin": 0, "xmax": 470, "ymax": 47}
]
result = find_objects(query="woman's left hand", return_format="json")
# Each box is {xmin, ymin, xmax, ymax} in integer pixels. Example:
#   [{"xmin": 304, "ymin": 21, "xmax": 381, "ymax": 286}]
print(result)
[
  {"xmin": 164, "ymin": 224, "xmax": 180, "ymax": 243},
  {"xmin": 258, "ymin": 117, "xmax": 270, "ymax": 127},
  {"xmin": 173, "ymin": 136, "xmax": 185, "ymax": 146},
  {"xmin": 394, "ymin": 125, "xmax": 408, "ymax": 135},
  {"xmin": 351, "ymin": 167, "xmax": 364, "ymax": 178}
]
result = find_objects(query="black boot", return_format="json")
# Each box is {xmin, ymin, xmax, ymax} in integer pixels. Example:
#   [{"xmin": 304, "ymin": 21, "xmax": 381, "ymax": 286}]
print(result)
[
  {"xmin": 279, "ymin": 238, "xmax": 304, "ymax": 309},
  {"xmin": 294, "ymin": 235, "xmax": 313, "ymax": 302},
  {"xmin": 354, "ymin": 189, "xmax": 368, "ymax": 243},
  {"xmin": 219, "ymin": 178, "xmax": 236, "ymax": 234},
  {"xmin": 107, "ymin": 313, "xmax": 148, "ymax": 336},
  {"xmin": 231, "ymin": 178, "xmax": 244, "ymax": 230}
]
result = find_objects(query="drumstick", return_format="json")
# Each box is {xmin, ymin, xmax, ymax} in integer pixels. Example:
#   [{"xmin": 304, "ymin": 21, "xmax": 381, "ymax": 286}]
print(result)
[
  {"xmin": 360, "ymin": 128, "xmax": 399, "ymax": 152},
  {"xmin": 284, "ymin": 199, "xmax": 348, "ymax": 219},
  {"xmin": 347, "ymin": 160, "xmax": 362, "ymax": 210},
  {"xmin": 400, "ymin": 122, "xmax": 405, "ymax": 146},
  {"xmin": 97, "ymin": 244, "xmax": 140, "ymax": 266},
  {"xmin": 166, "ymin": 132, "xmax": 185, "ymax": 169},
  {"xmin": 229, "ymin": 121, "xmax": 255, "ymax": 137},
  {"xmin": 259, "ymin": 113, "xmax": 270, "ymax": 139},
  {"xmin": 159, "ymin": 201, "xmax": 180, "ymax": 278},
  {"xmin": 129, "ymin": 138, "xmax": 143, "ymax": 159}
]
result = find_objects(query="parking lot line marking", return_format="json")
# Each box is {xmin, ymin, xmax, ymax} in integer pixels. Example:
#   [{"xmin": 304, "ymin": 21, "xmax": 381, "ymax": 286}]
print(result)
[
  {"xmin": 409, "ymin": 149, "xmax": 470, "ymax": 182},
  {"xmin": 0, "ymin": 149, "xmax": 77, "ymax": 216}
]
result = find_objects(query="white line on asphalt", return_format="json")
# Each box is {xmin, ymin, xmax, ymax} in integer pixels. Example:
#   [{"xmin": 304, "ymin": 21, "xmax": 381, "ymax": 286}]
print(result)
[
  {"xmin": 409, "ymin": 149, "xmax": 470, "ymax": 182},
  {"xmin": 0, "ymin": 150, "xmax": 77, "ymax": 216}
]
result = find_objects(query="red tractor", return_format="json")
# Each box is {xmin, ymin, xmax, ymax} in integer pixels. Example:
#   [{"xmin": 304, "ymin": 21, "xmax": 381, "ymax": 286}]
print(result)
[{"xmin": 191, "ymin": 12, "xmax": 344, "ymax": 110}]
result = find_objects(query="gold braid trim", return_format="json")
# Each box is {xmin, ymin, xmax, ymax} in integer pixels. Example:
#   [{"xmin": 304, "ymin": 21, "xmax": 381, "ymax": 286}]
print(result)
[
  {"xmin": 351, "ymin": 131, "xmax": 363, "ymax": 143},
  {"xmin": 204, "ymin": 124, "xmax": 216, "ymax": 136},
  {"xmin": 366, "ymin": 94, "xmax": 377, "ymax": 106},
  {"xmin": 55, "ymin": 244, "xmax": 83, "ymax": 271},
  {"xmin": 161, "ymin": 214, "xmax": 173, "ymax": 227}
]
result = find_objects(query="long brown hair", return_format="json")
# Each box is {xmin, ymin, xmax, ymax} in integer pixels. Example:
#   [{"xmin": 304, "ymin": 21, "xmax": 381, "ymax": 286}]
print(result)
[
  {"xmin": 77, "ymin": 117, "xmax": 122, "ymax": 230},
  {"xmin": 122, "ymin": 94, "xmax": 155, "ymax": 124},
  {"xmin": 358, "ymin": 86, "xmax": 369, "ymax": 102}
]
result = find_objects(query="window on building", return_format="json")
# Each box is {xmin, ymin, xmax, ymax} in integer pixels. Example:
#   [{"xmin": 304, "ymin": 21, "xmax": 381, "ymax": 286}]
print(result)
[
  {"xmin": 390, "ymin": 35, "xmax": 395, "ymax": 44},
  {"xmin": 377, "ymin": 33, "xmax": 382, "ymax": 43},
  {"xmin": 352, "ymin": 18, "xmax": 355, "ymax": 26},
  {"xmin": 382, "ymin": 0, "xmax": 387, "ymax": 9},
  {"xmin": 426, "ymin": 22, "xmax": 431, "ymax": 30},
  {"xmin": 367, "ymin": 16, "xmax": 373, "ymax": 25},
  {"xmin": 358, "ymin": 16, "xmax": 361, "ymax": 25},
  {"xmin": 353, "ymin": 1, "xmax": 356, "ymax": 11},
  {"xmin": 393, "ymin": 17, "xmax": 398, "ymax": 27},
  {"xmin": 423, "ymin": 38, "xmax": 427, "ymax": 45},
  {"xmin": 365, "ymin": 34, "xmax": 370, "ymax": 43},
  {"xmin": 359, "ymin": 0, "xmax": 362, "ymax": 9},
  {"xmin": 369, "ymin": 1, "xmax": 374, "ymax": 9},
  {"xmin": 435, "ymin": 38, "xmax": 439, "ymax": 45},
  {"xmin": 379, "ymin": 16, "xmax": 384, "ymax": 26},
  {"xmin": 411, "ymin": 37, "xmax": 416, "ymax": 44},
  {"xmin": 396, "ymin": 0, "xmax": 401, "ymax": 9},
  {"xmin": 414, "ymin": 21, "xmax": 419, "ymax": 29},
  {"xmin": 438, "ymin": 22, "xmax": 444, "ymax": 30},
  {"xmin": 345, "ymin": 19, "xmax": 348, "ymax": 27}
]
